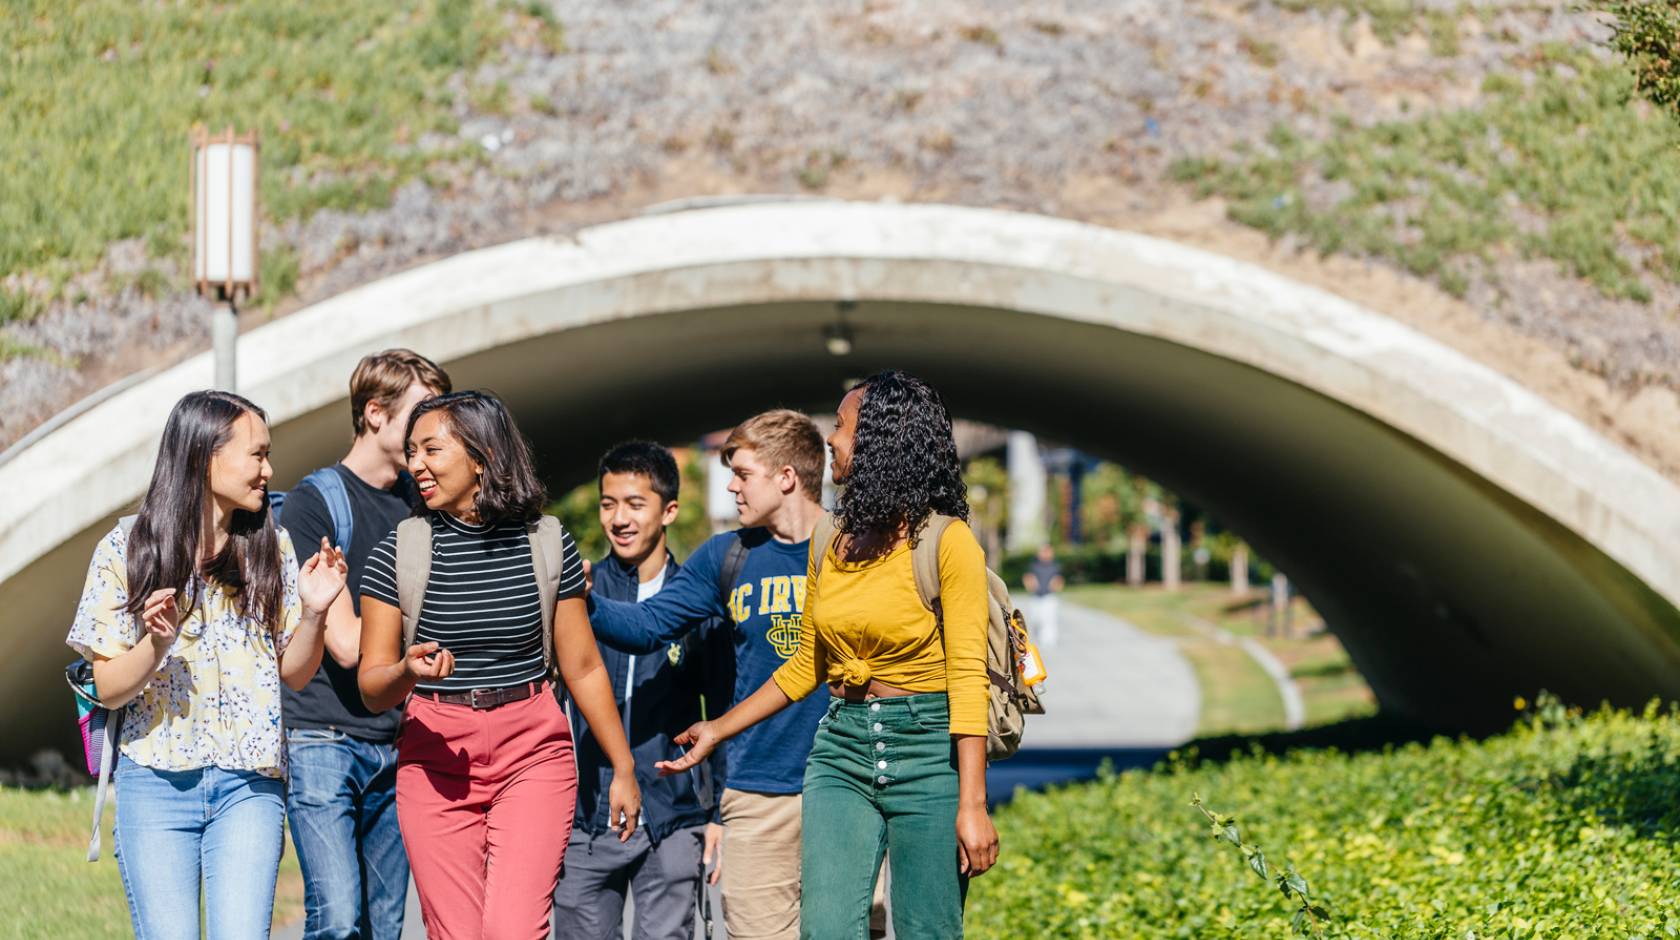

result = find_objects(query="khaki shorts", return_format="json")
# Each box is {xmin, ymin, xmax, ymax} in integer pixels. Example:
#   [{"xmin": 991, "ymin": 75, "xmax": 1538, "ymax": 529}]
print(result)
[{"xmin": 720, "ymin": 788, "xmax": 887, "ymax": 940}]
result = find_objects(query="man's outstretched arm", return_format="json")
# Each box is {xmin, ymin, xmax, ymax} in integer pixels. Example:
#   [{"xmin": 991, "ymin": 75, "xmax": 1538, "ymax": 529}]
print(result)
[{"xmin": 589, "ymin": 537, "xmax": 733, "ymax": 654}]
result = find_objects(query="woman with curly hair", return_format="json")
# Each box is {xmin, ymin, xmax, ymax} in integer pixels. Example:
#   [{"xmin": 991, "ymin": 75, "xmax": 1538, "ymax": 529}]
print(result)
[{"xmin": 660, "ymin": 370, "xmax": 998, "ymax": 937}]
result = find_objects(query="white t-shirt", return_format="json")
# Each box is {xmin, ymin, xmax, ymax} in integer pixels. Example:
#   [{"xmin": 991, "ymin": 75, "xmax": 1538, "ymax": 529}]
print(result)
[{"xmin": 636, "ymin": 567, "xmax": 667, "ymax": 602}]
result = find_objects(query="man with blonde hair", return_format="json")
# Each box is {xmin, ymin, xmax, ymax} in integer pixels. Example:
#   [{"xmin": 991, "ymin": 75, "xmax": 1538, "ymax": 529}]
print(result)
[
  {"xmin": 586, "ymin": 409, "xmax": 848, "ymax": 940},
  {"xmin": 279, "ymin": 348, "xmax": 451, "ymax": 940}
]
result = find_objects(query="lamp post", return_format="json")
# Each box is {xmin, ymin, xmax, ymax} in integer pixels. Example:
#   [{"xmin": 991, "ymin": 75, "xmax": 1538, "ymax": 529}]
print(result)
[{"xmin": 190, "ymin": 127, "xmax": 259, "ymax": 391}]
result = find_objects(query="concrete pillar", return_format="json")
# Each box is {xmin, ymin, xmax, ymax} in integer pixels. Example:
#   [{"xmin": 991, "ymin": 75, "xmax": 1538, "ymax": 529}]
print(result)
[
  {"xmin": 1162, "ymin": 509, "xmax": 1181, "ymax": 591},
  {"xmin": 1231, "ymin": 544, "xmax": 1250, "ymax": 595},
  {"xmin": 1127, "ymin": 525, "xmax": 1147, "ymax": 586},
  {"xmin": 1006, "ymin": 431, "xmax": 1047, "ymax": 553},
  {"xmin": 706, "ymin": 450, "xmax": 736, "ymax": 533},
  {"xmin": 1270, "ymin": 573, "xmax": 1292, "ymax": 639}
]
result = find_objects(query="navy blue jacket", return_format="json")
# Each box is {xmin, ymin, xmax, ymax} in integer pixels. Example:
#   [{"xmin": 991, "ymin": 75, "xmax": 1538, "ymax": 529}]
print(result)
[
  {"xmin": 569, "ymin": 551, "xmax": 731, "ymax": 844},
  {"xmin": 588, "ymin": 528, "xmax": 829, "ymax": 795}
]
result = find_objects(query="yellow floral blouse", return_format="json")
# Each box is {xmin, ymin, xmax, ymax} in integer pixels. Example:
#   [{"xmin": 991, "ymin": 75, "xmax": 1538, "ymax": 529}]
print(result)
[{"xmin": 65, "ymin": 523, "xmax": 303, "ymax": 777}]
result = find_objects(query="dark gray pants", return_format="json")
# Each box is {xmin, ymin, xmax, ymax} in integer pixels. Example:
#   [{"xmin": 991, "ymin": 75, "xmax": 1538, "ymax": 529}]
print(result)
[{"xmin": 553, "ymin": 824, "xmax": 707, "ymax": 940}]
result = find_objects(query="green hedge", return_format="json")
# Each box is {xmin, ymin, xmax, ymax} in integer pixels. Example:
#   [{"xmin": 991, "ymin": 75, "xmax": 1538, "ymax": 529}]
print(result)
[
  {"xmin": 968, "ymin": 697, "xmax": 1680, "ymax": 937},
  {"xmin": 997, "ymin": 545, "xmax": 1256, "ymax": 590}
]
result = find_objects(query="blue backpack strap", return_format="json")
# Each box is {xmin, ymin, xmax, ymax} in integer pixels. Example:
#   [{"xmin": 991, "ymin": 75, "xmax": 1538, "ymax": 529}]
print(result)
[{"xmin": 300, "ymin": 468, "xmax": 355, "ymax": 550}]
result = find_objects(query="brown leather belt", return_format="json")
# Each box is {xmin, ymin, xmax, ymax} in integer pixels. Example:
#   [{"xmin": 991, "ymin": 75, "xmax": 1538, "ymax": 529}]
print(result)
[{"xmin": 420, "ymin": 681, "xmax": 544, "ymax": 710}]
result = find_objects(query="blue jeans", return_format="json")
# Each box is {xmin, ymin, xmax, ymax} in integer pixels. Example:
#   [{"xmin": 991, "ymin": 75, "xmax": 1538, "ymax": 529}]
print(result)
[
  {"xmin": 286, "ymin": 729, "xmax": 409, "ymax": 940},
  {"xmin": 113, "ymin": 760, "xmax": 287, "ymax": 940}
]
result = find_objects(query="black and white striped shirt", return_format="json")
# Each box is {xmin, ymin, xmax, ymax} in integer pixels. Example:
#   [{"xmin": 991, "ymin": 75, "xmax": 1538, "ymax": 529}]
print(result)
[{"xmin": 361, "ymin": 513, "xmax": 585, "ymax": 692}]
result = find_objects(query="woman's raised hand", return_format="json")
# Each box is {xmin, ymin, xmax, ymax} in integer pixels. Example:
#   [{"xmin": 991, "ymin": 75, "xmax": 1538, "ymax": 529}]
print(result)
[
  {"xmin": 297, "ymin": 536, "xmax": 348, "ymax": 616},
  {"xmin": 655, "ymin": 720, "xmax": 721, "ymax": 776},
  {"xmin": 403, "ymin": 641, "xmax": 455, "ymax": 680},
  {"xmin": 140, "ymin": 588, "xmax": 181, "ymax": 648}
]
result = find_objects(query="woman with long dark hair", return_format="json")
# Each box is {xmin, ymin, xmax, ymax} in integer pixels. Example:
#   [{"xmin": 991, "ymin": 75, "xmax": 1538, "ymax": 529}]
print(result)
[
  {"xmin": 356, "ymin": 390, "xmax": 641, "ymax": 938},
  {"xmin": 661, "ymin": 370, "xmax": 999, "ymax": 937},
  {"xmin": 66, "ymin": 390, "xmax": 346, "ymax": 938}
]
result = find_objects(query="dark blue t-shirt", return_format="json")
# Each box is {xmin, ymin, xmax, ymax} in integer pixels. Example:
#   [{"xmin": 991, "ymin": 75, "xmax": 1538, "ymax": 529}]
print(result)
[{"xmin": 587, "ymin": 527, "xmax": 828, "ymax": 795}]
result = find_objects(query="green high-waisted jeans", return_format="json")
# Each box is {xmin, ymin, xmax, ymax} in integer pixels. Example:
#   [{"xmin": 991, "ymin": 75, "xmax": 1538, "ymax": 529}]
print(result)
[{"xmin": 800, "ymin": 692, "xmax": 967, "ymax": 939}]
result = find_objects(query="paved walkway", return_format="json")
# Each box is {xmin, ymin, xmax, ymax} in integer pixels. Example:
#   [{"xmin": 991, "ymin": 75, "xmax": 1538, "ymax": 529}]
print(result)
[{"xmin": 276, "ymin": 601, "xmax": 1199, "ymax": 939}]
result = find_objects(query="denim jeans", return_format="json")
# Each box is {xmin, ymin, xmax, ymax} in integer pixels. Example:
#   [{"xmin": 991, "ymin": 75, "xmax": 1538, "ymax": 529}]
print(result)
[
  {"xmin": 799, "ymin": 693, "xmax": 966, "ymax": 940},
  {"xmin": 113, "ymin": 759, "xmax": 287, "ymax": 940},
  {"xmin": 286, "ymin": 728, "xmax": 409, "ymax": 940}
]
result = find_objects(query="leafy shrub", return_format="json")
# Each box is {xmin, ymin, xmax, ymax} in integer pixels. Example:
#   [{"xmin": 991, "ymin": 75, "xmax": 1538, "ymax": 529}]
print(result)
[
  {"xmin": 969, "ymin": 697, "xmax": 1680, "ymax": 937},
  {"xmin": 998, "ymin": 544, "xmax": 1258, "ymax": 589},
  {"xmin": 1607, "ymin": 0, "xmax": 1680, "ymax": 120}
]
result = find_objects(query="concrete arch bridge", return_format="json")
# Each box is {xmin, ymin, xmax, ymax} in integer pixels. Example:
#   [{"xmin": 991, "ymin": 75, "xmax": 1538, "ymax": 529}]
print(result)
[{"xmin": 1, "ymin": 200, "xmax": 1676, "ymax": 759}]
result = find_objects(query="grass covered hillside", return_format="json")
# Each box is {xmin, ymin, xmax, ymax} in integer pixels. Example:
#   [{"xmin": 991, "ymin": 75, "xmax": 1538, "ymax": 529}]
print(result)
[
  {"xmin": 968, "ymin": 696, "xmax": 1680, "ymax": 938},
  {"xmin": 0, "ymin": 0, "xmax": 556, "ymax": 317}
]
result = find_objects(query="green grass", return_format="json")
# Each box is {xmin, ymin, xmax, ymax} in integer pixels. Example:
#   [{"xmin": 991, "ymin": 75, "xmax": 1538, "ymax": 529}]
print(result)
[
  {"xmin": 0, "ymin": 0, "xmax": 521, "ymax": 303},
  {"xmin": 1063, "ymin": 583, "xmax": 1377, "ymax": 736},
  {"xmin": 0, "ymin": 785, "xmax": 304, "ymax": 937},
  {"xmin": 1172, "ymin": 46, "xmax": 1680, "ymax": 301},
  {"xmin": 970, "ymin": 698, "xmax": 1680, "ymax": 937}
]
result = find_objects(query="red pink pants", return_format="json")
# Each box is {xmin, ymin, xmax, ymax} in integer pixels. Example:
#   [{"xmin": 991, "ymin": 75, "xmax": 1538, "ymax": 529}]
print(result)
[{"xmin": 396, "ymin": 684, "xmax": 578, "ymax": 940}]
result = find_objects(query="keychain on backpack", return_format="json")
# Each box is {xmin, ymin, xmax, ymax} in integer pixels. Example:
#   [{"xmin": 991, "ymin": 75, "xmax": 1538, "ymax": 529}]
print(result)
[
  {"xmin": 1018, "ymin": 639, "xmax": 1047, "ymax": 688},
  {"xmin": 1008, "ymin": 611, "xmax": 1046, "ymax": 687}
]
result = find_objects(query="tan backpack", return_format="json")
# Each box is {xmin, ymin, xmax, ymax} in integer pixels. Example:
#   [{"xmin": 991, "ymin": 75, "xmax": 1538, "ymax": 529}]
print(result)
[
  {"xmin": 394, "ymin": 515, "xmax": 568, "ymax": 678},
  {"xmin": 810, "ymin": 513, "xmax": 1045, "ymax": 761}
]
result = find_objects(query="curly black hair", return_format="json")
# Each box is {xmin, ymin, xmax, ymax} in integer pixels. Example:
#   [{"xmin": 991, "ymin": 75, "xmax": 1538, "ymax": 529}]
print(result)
[{"xmin": 835, "ymin": 370, "xmax": 969, "ymax": 556}]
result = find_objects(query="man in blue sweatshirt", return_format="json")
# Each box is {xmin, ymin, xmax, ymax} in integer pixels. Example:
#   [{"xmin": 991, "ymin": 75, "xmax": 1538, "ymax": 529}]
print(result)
[
  {"xmin": 586, "ymin": 410, "xmax": 830, "ymax": 940},
  {"xmin": 554, "ymin": 441, "xmax": 731, "ymax": 939}
]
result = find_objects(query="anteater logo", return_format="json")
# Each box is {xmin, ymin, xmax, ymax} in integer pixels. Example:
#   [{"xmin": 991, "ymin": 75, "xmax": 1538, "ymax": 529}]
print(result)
[{"xmin": 766, "ymin": 615, "xmax": 802, "ymax": 658}]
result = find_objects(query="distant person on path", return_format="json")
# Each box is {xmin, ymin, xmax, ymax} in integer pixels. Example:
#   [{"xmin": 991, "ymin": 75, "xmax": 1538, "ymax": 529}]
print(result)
[
  {"xmin": 660, "ymin": 371, "xmax": 1000, "ymax": 938},
  {"xmin": 1023, "ymin": 543, "xmax": 1065, "ymax": 648},
  {"xmin": 551, "ymin": 441, "xmax": 730, "ymax": 939},
  {"xmin": 277, "ymin": 349, "xmax": 450, "ymax": 940},
  {"xmin": 66, "ymin": 390, "xmax": 347, "ymax": 939},
  {"xmin": 357, "ymin": 391, "xmax": 641, "ymax": 939},
  {"xmin": 583, "ymin": 410, "xmax": 853, "ymax": 940}
]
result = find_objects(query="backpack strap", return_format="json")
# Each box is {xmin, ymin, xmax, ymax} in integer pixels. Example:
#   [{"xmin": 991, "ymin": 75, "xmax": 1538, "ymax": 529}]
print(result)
[
  {"xmin": 528, "ymin": 516, "xmax": 564, "ymax": 678},
  {"xmin": 909, "ymin": 514, "xmax": 957, "ymax": 615},
  {"xmin": 717, "ymin": 536, "xmax": 750, "ymax": 618},
  {"xmin": 395, "ymin": 517, "xmax": 433, "ymax": 654},
  {"xmin": 300, "ymin": 467, "xmax": 354, "ymax": 551},
  {"xmin": 89, "ymin": 515, "xmax": 139, "ymax": 861},
  {"xmin": 86, "ymin": 708, "xmax": 121, "ymax": 861},
  {"xmin": 807, "ymin": 513, "xmax": 840, "ymax": 594}
]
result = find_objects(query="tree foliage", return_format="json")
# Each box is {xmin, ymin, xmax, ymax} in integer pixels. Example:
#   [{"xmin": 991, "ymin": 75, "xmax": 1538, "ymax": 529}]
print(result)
[{"xmin": 1607, "ymin": 1, "xmax": 1680, "ymax": 120}]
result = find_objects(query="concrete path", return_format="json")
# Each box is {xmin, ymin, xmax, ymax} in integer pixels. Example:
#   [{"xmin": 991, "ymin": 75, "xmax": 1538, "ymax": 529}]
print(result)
[
  {"xmin": 275, "ymin": 600, "xmax": 1198, "ymax": 939},
  {"xmin": 1026, "ymin": 600, "xmax": 1201, "ymax": 748}
]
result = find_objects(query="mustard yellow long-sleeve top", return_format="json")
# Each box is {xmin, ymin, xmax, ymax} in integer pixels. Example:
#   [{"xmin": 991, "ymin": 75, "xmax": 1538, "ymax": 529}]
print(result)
[{"xmin": 771, "ymin": 519, "xmax": 990, "ymax": 735}]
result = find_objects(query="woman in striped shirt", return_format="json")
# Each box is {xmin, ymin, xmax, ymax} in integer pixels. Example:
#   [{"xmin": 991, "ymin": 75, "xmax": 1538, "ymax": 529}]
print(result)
[{"xmin": 357, "ymin": 391, "xmax": 640, "ymax": 939}]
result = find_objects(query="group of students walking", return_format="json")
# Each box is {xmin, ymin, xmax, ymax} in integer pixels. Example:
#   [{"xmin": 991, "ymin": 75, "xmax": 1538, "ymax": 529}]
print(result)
[{"xmin": 67, "ymin": 347, "xmax": 1000, "ymax": 939}]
